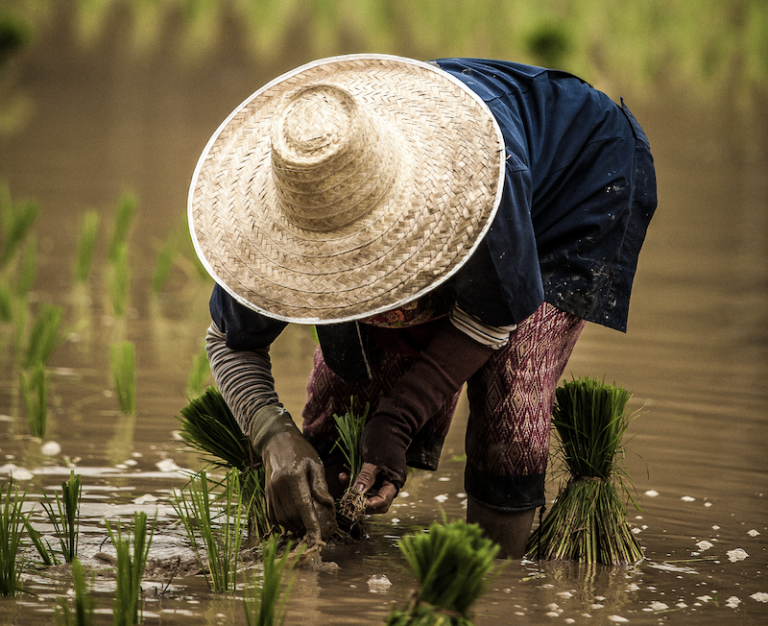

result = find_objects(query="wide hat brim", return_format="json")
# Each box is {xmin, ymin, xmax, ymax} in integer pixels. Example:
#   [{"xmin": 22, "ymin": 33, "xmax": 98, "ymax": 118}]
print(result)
[{"xmin": 188, "ymin": 54, "xmax": 505, "ymax": 324}]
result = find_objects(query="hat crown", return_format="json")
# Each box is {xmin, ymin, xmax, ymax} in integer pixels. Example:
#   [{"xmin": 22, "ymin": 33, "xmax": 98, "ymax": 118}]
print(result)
[{"xmin": 270, "ymin": 84, "xmax": 399, "ymax": 233}]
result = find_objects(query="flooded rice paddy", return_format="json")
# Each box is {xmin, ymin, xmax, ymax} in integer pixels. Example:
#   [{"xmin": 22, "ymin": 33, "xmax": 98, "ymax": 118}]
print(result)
[{"xmin": 1, "ymin": 6, "xmax": 767, "ymax": 626}]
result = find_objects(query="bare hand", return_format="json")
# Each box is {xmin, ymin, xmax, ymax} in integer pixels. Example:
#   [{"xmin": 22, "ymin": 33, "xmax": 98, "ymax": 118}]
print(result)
[{"xmin": 352, "ymin": 462, "xmax": 399, "ymax": 514}]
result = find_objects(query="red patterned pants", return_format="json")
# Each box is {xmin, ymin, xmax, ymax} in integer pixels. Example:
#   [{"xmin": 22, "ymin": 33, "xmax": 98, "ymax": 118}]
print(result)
[{"xmin": 302, "ymin": 303, "xmax": 585, "ymax": 511}]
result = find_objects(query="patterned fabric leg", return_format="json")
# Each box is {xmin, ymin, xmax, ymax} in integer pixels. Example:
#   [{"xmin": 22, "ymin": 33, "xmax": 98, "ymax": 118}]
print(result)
[
  {"xmin": 464, "ymin": 303, "xmax": 586, "ymax": 512},
  {"xmin": 302, "ymin": 344, "xmax": 461, "ymax": 472}
]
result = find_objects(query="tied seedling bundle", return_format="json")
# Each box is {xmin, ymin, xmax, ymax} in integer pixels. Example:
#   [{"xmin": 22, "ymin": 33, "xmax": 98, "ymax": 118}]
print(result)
[
  {"xmin": 332, "ymin": 399, "xmax": 370, "ymax": 537},
  {"xmin": 385, "ymin": 519, "xmax": 501, "ymax": 626},
  {"xmin": 177, "ymin": 386, "xmax": 271, "ymax": 541},
  {"xmin": 527, "ymin": 376, "xmax": 644, "ymax": 565}
]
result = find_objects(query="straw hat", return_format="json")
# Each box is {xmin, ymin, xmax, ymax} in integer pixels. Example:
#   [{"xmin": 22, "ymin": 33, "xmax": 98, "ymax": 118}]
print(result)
[{"xmin": 188, "ymin": 54, "xmax": 505, "ymax": 324}]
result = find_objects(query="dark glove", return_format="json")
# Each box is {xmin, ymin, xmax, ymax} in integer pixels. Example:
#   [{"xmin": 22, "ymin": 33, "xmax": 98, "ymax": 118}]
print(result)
[
  {"xmin": 361, "ymin": 320, "xmax": 494, "ymax": 491},
  {"xmin": 250, "ymin": 406, "xmax": 337, "ymax": 542}
]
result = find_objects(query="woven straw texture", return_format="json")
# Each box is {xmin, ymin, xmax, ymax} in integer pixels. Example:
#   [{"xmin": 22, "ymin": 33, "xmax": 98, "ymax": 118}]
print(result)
[{"xmin": 189, "ymin": 54, "xmax": 504, "ymax": 323}]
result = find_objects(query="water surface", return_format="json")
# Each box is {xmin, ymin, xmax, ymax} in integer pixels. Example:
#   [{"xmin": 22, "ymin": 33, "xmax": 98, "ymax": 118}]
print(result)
[{"xmin": 1, "ymin": 8, "xmax": 767, "ymax": 626}]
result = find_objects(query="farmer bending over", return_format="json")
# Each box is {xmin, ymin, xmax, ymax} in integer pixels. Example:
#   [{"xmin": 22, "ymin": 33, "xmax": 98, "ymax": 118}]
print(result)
[{"xmin": 188, "ymin": 55, "xmax": 657, "ymax": 558}]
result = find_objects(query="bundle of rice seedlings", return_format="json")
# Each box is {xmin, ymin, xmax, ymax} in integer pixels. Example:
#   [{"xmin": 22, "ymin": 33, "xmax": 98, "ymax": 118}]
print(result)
[
  {"xmin": 177, "ymin": 386, "xmax": 270, "ymax": 539},
  {"xmin": 385, "ymin": 519, "xmax": 501, "ymax": 626},
  {"xmin": 526, "ymin": 376, "xmax": 644, "ymax": 565},
  {"xmin": 331, "ymin": 399, "xmax": 369, "ymax": 536}
]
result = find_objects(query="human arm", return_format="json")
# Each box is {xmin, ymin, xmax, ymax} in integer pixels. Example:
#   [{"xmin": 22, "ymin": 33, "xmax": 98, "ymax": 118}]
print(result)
[
  {"xmin": 206, "ymin": 322, "xmax": 336, "ymax": 541},
  {"xmin": 355, "ymin": 308, "xmax": 515, "ymax": 512}
]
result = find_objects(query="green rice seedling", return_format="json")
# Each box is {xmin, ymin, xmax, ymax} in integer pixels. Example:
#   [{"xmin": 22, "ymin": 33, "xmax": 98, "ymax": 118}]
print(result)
[
  {"xmin": 40, "ymin": 470, "xmax": 82, "ymax": 563},
  {"xmin": 0, "ymin": 482, "xmax": 29, "ymax": 596},
  {"xmin": 54, "ymin": 558, "xmax": 96, "ymax": 626},
  {"xmin": 24, "ymin": 518, "xmax": 59, "ymax": 566},
  {"xmin": 110, "ymin": 341, "xmax": 136, "ymax": 416},
  {"xmin": 186, "ymin": 343, "xmax": 211, "ymax": 398},
  {"xmin": 16, "ymin": 234, "xmax": 36, "ymax": 298},
  {"xmin": 150, "ymin": 234, "xmax": 176, "ymax": 295},
  {"xmin": 24, "ymin": 302, "xmax": 64, "ymax": 368},
  {"xmin": 73, "ymin": 210, "xmax": 100, "ymax": 284},
  {"xmin": 332, "ymin": 399, "xmax": 369, "ymax": 535},
  {"xmin": 172, "ymin": 469, "xmax": 247, "ymax": 593},
  {"xmin": 0, "ymin": 280, "xmax": 12, "ymax": 322},
  {"xmin": 107, "ymin": 191, "xmax": 137, "ymax": 264},
  {"xmin": 244, "ymin": 535, "xmax": 303, "ymax": 626},
  {"xmin": 385, "ymin": 519, "xmax": 501, "ymax": 626},
  {"xmin": 178, "ymin": 387, "xmax": 271, "ymax": 540},
  {"xmin": 106, "ymin": 511, "xmax": 155, "ymax": 626},
  {"xmin": 19, "ymin": 362, "xmax": 49, "ymax": 438},
  {"xmin": 0, "ymin": 182, "xmax": 39, "ymax": 269},
  {"xmin": 108, "ymin": 242, "xmax": 130, "ymax": 317},
  {"xmin": 526, "ymin": 376, "xmax": 644, "ymax": 565}
]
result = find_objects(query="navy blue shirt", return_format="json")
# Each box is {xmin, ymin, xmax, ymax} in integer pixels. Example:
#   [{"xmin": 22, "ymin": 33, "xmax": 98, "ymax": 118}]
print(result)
[
  {"xmin": 437, "ymin": 58, "xmax": 657, "ymax": 330},
  {"xmin": 210, "ymin": 59, "xmax": 657, "ymax": 379}
]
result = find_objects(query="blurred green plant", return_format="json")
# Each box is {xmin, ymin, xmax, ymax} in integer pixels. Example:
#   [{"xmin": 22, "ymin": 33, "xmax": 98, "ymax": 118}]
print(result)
[
  {"xmin": 107, "ymin": 192, "xmax": 137, "ymax": 264},
  {"xmin": 5, "ymin": 0, "xmax": 767, "ymax": 97},
  {"xmin": 244, "ymin": 535, "xmax": 303, "ymax": 626},
  {"xmin": 24, "ymin": 302, "xmax": 64, "ymax": 368},
  {"xmin": 54, "ymin": 558, "xmax": 96, "ymax": 626},
  {"xmin": 20, "ymin": 361, "xmax": 49, "ymax": 438},
  {"xmin": 186, "ymin": 342, "xmax": 211, "ymax": 398},
  {"xmin": 0, "ymin": 182, "xmax": 39, "ymax": 270},
  {"xmin": 74, "ymin": 210, "xmax": 100, "ymax": 284},
  {"xmin": 108, "ymin": 242, "xmax": 130, "ymax": 317},
  {"xmin": 110, "ymin": 341, "xmax": 136, "ymax": 416}
]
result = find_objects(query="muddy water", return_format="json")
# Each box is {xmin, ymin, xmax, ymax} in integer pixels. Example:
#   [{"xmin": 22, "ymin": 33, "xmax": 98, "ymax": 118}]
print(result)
[{"xmin": 1, "ymin": 8, "xmax": 767, "ymax": 626}]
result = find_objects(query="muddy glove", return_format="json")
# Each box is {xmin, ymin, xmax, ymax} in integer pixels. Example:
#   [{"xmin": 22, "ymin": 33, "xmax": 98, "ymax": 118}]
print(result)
[
  {"xmin": 357, "ymin": 320, "xmax": 494, "ymax": 512},
  {"xmin": 250, "ymin": 405, "xmax": 337, "ymax": 542}
]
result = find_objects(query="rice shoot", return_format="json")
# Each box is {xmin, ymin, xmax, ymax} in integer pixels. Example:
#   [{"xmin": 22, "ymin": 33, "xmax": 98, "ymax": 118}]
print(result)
[
  {"xmin": 40, "ymin": 470, "xmax": 82, "ymax": 563},
  {"xmin": 385, "ymin": 519, "xmax": 501, "ymax": 626},
  {"xmin": 54, "ymin": 558, "xmax": 96, "ymax": 626},
  {"xmin": 244, "ymin": 535, "xmax": 303, "ymax": 626},
  {"xmin": 331, "ymin": 399, "xmax": 369, "ymax": 536},
  {"xmin": 0, "ymin": 482, "xmax": 28, "ymax": 596},
  {"xmin": 526, "ymin": 376, "xmax": 643, "ymax": 565},
  {"xmin": 107, "ymin": 511, "xmax": 155, "ymax": 626}
]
